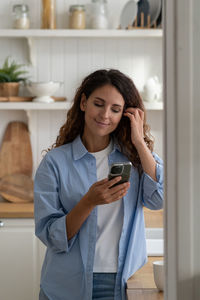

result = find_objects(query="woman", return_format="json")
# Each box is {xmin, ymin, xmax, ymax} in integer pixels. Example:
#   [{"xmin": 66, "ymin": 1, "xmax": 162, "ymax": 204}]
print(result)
[{"xmin": 34, "ymin": 69, "xmax": 163, "ymax": 300}]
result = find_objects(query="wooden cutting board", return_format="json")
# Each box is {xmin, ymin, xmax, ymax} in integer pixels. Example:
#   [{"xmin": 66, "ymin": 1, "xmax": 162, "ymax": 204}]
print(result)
[
  {"xmin": 0, "ymin": 121, "xmax": 33, "ymax": 179},
  {"xmin": 0, "ymin": 173, "xmax": 33, "ymax": 203}
]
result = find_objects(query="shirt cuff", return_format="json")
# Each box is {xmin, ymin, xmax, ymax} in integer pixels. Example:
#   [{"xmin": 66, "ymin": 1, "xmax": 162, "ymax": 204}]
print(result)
[
  {"xmin": 143, "ymin": 162, "xmax": 163, "ymax": 198},
  {"xmin": 49, "ymin": 215, "xmax": 77, "ymax": 253}
]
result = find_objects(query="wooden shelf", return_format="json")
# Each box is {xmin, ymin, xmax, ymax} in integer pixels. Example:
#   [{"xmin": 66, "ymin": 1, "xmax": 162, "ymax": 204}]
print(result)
[
  {"xmin": 0, "ymin": 29, "xmax": 163, "ymax": 38},
  {"xmin": 0, "ymin": 101, "xmax": 162, "ymax": 111}
]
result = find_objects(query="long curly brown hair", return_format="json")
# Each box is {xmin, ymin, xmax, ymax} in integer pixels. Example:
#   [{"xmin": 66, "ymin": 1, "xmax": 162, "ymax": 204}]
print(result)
[{"xmin": 51, "ymin": 69, "xmax": 154, "ymax": 171}]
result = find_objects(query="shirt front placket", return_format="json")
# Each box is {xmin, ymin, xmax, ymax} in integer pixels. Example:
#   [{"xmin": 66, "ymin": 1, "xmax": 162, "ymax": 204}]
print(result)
[
  {"xmin": 84, "ymin": 153, "xmax": 98, "ymax": 299},
  {"xmin": 108, "ymin": 148, "xmax": 129, "ymax": 300}
]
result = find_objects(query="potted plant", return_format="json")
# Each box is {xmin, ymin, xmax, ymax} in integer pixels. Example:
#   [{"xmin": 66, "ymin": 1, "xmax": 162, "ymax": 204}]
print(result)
[{"xmin": 0, "ymin": 56, "xmax": 29, "ymax": 97}]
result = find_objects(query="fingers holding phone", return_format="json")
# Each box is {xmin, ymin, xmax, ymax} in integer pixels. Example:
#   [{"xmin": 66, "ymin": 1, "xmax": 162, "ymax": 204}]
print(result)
[
  {"xmin": 85, "ymin": 162, "xmax": 131, "ymax": 206},
  {"xmin": 108, "ymin": 179, "xmax": 130, "ymax": 202},
  {"xmin": 86, "ymin": 175, "xmax": 130, "ymax": 206}
]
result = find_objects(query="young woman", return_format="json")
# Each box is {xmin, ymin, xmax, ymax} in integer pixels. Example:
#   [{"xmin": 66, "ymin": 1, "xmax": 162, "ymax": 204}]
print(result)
[{"xmin": 34, "ymin": 69, "xmax": 163, "ymax": 300}]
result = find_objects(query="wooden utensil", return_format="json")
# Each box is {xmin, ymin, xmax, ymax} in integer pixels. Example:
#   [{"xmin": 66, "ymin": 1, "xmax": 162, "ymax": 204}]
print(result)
[
  {"xmin": 0, "ymin": 121, "xmax": 33, "ymax": 179},
  {"xmin": 0, "ymin": 173, "xmax": 33, "ymax": 203}
]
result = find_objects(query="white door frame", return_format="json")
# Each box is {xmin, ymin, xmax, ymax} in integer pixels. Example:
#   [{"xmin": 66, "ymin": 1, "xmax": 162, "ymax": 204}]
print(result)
[{"xmin": 164, "ymin": 0, "xmax": 200, "ymax": 299}]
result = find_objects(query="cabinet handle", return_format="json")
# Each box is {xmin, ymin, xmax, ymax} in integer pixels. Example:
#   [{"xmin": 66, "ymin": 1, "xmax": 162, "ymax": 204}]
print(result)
[{"xmin": 0, "ymin": 221, "xmax": 4, "ymax": 227}]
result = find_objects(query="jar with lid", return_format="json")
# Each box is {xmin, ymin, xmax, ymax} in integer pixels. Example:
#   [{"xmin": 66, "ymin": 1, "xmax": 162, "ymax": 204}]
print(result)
[
  {"xmin": 41, "ymin": 0, "xmax": 56, "ymax": 29},
  {"xmin": 69, "ymin": 5, "xmax": 86, "ymax": 29},
  {"xmin": 12, "ymin": 4, "xmax": 30, "ymax": 29},
  {"xmin": 90, "ymin": 0, "xmax": 108, "ymax": 29}
]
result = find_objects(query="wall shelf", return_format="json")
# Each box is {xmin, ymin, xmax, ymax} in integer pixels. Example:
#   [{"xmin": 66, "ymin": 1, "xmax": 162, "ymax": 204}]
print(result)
[
  {"xmin": 0, "ymin": 101, "xmax": 71, "ymax": 110},
  {"xmin": 0, "ymin": 29, "xmax": 162, "ymax": 38},
  {"xmin": 0, "ymin": 29, "xmax": 162, "ymax": 66},
  {"xmin": 0, "ymin": 101, "xmax": 163, "ymax": 111}
]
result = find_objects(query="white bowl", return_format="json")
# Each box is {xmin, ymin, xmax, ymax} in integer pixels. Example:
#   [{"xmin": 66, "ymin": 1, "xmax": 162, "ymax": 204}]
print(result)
[
  {"xmin": 153, "ymin": 260, "xmax": 164, "ymax": 291},
  {"xmin": 26, "ymin": 81, "xmax": 62, "ymax": 103}
]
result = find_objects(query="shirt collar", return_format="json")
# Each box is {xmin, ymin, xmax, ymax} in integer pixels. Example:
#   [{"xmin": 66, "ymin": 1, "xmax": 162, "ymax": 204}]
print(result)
[
  {"xmin": 72, "ymin": 135, "xmax": 88, "ymax": 160},
  {"xmin": 112, "ymin": 135, "xmax": 121, "ymax": 153},
  {"xmin": 72, "ymin": 135, "xmax": 121, "ymax": 161}
]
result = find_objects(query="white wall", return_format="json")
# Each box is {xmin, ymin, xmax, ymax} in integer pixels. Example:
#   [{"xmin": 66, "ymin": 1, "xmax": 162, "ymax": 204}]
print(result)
[{"xmin": 0, "ymin": 0, "xmax": 163, "ymax": 174}]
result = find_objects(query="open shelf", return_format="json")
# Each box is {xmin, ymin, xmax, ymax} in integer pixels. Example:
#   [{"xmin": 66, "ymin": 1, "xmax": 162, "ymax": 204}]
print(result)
[
  {"xmin": 0, "ymin": 101, "xmax": 71, "ymax": 110},
  {"xmin": 0, "ymin": 29, "xmax": 162, "ymax": 65},
  {"xmin": 0, "ymin": 29, "xmax": 162, "ymax": 38},
  {"xmin": 0, "ymin": 101, "xmax": 163, "ymax": 111}
]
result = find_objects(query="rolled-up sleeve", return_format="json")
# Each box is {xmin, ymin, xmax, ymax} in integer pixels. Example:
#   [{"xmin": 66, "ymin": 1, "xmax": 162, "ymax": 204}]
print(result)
[
  {"xmin": 141, "ymin": 152, "xmax": 164, "ymax": 210},
  {"xmin": 34, "ymin": 154, "xmax": 77, "ymax": 253}
]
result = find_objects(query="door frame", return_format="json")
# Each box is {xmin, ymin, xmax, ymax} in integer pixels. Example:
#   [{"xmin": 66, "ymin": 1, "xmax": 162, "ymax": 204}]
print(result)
[{"xmin": 164, "ymin": 0, "xmax": 200, "ymax": 299}]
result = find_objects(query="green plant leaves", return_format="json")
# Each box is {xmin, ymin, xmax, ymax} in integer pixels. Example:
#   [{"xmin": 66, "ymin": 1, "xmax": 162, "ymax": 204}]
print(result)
[
  {"xmin": 0, "ymin": 56, "xmax": 29, "ymax": 82},
  {"xmin": 0, "ymin": 72, "xmax": 11, "ymax": 82}
]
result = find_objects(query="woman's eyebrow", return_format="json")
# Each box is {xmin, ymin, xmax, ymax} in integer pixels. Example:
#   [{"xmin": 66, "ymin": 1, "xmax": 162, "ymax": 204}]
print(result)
[{"xmin": 94, "ymin": 97, "xmax": 123, "ymax": 107}]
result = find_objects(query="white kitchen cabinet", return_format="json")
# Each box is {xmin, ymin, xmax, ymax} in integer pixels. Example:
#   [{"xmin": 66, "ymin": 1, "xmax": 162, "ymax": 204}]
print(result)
[
  {"xmin": 0, "ymin": 218, "xmax": 163, "ymax": 300},
  {"xmin": 0, "ymin": 219, "xmax": 46, "ymax": 300}
]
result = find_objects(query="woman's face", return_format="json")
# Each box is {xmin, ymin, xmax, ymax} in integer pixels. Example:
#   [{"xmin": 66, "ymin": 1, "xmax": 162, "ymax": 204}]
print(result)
[{"xmin": 80, "ymin": 84, "xmax": 125, "ymax": 139}]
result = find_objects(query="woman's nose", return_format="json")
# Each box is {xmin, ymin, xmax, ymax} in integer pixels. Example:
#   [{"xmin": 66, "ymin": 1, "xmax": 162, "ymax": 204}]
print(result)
[{"xmin": 100, "ymin": 108, "xmax": 109, "ymax": 119}]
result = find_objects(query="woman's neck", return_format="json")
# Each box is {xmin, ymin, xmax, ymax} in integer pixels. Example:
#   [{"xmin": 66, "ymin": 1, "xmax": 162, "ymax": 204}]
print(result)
[{"xmin": 81, "ymin": 134, "xmax": 110, "ymax": 152}]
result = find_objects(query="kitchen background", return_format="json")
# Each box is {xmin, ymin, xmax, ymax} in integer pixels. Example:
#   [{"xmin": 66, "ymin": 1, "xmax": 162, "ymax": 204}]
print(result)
[
  {"xmin": 0, "ymin": 0, "xmax": 163, "ymax": 174},
  {"xmin": 0, "ymin": 0, "xmax": 164, "ymax": 299}
]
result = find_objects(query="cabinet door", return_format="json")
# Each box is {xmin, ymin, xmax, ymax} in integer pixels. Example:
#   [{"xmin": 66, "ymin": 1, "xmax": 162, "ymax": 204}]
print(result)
[{"xmin": 0, "ymin": 219, "xmax": 38, "ymax": 300}]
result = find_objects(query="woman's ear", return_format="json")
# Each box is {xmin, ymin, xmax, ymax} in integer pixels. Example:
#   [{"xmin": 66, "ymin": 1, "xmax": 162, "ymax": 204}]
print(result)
[{"xmin": 80, "ymin": 94, "xmax": 87, "ymax": 111}]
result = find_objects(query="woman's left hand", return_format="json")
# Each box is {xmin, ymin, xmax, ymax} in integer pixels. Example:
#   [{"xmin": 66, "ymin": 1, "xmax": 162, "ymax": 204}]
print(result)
[{"xmin": 123, "ymin": 108, "xmax": 145, "ymax": 147}]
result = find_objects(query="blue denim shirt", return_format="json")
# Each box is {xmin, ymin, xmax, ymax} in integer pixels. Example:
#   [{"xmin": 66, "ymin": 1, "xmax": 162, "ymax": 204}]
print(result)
[{"xmin": 34, "ymin": 135, "xmax": 164, "ymax": 300}]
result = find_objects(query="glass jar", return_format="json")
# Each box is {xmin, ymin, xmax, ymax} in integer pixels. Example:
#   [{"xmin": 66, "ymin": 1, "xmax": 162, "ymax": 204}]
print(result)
[
  {"xmin": 69, "ymin": 5, "xmax": 86, "ymax": 29},
  {"xmin": 90, "ymin": 0, "xmax": 108, "ymax": 29},
  {"xmin": 41, "ymin": 0, "xmax": 56, "ymax": 29},
  {"xmin": 13, "ymin": 4, "xmax": 30, "ymax": 29}
]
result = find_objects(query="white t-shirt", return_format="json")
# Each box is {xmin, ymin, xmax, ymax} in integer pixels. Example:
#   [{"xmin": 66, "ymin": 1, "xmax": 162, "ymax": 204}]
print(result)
[{"xmin": 90, "ymin": 140, "xmax": 123, "ymax": 272}]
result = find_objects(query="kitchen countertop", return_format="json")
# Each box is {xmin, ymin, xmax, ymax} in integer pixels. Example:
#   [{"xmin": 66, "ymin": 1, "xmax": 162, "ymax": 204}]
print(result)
[
  {"xmin": 127, "ymin": 257, "xmax": 164, "ymax": 300},
  {"xmin": 0, "ymin": 201, "xmax": 34, "ymax": 218}
]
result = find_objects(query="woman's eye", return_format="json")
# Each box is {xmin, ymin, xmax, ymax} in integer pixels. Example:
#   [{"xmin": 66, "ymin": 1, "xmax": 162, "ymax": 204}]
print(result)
[
  {"xmin": 94, "ymin": 102, "xmax": 121, "ymax": 113},
  {"xmin": 112, "ymin": 109, "xmax": 121, "ymax": 113},
  {"xmin": 94, "ymin": 103, "xmax": 103, "ymax": 107}
]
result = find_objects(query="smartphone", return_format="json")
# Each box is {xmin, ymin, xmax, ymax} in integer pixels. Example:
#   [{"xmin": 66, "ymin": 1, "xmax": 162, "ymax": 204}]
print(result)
[{"xmin": 108, "ymin": 162, "xmax": 132, "ymax": 187}]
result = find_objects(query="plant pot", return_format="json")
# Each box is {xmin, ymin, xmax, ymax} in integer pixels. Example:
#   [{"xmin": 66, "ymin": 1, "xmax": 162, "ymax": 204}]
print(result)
[{"xmin": 0, "ymin": 82, "xmax": 20, "ymax": 97}]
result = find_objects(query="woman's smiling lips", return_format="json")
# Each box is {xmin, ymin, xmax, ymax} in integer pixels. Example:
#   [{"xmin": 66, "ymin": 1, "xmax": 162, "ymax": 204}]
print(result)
[{"xmin": 95, "ymin": 119, "xmax": 110, "ymax": 126}]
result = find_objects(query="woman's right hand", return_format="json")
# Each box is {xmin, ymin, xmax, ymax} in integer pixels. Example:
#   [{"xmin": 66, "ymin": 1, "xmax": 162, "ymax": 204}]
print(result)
[
  {"xmin": 85, "ymin": 177, "xmax": 130, "ymax": 207},
  {"xmin": 66, "ymin": 177, "xmax": 129, "ymax": 240}
]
